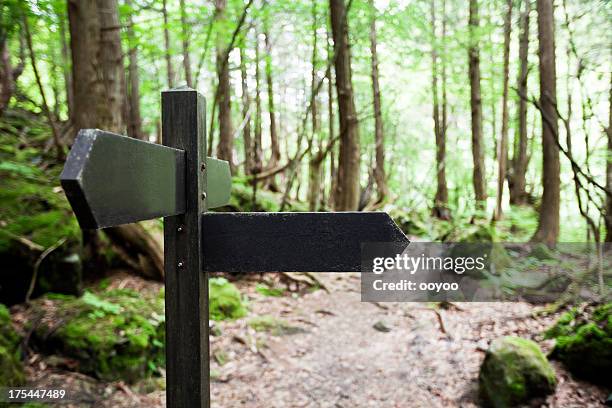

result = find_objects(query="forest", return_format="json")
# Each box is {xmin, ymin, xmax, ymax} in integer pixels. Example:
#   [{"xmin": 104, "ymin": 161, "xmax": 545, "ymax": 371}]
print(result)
[{"xmin": 0, "ymin": 0, "xmax": 610, "ymax": 406}]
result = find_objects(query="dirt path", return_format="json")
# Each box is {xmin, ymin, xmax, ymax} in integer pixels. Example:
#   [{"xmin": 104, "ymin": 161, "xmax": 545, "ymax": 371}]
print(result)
[{"xmin": 19, "ymin": 273, "xmax": 608, "ymax": 407}]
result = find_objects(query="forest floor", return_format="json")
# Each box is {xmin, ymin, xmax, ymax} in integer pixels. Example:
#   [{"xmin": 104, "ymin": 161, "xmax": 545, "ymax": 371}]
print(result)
[{"xmin": 14, "ymin": 271, "xmax": 609, "ymax": 408}]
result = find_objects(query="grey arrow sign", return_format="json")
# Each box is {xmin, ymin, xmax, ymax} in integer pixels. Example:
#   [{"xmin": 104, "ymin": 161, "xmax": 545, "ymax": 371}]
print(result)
[{"xmin": 60, "ymin": 129, "xmax": 231, "ymax": 229}]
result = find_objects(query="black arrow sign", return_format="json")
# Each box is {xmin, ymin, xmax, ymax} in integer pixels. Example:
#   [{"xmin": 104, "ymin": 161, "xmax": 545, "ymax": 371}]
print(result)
[{"xmin": 202, "ymin": 212, "xmax": 409, "ymax": 272}]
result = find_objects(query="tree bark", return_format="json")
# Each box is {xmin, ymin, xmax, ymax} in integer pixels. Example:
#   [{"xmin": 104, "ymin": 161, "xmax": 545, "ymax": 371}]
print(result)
[
  {"xmin": 531, "ymin": 0, "xmax": 560, "ymax": 246},
  {"xmin": 125, "ymin": 0, "xmax": 144, "ymax": 140},
  {"xmin": 57, "ymin": 7, "xmax": 74, "ymax": 118},
  {"xmin": 264, "ymin": 24, "xmax": 280, "ymax": 173},
  {"xmin": 162, "ymin": 0, "xmax": 174, "ymax": 88},
  {"xmin": 253, "ymin": 27, "xmax": 263, "ymax": 173},
  {"xmin": 431, "ymin": 0, "xmax": 449, "ymax": 219},
  {"xmin": 494, "ymin": 0, "xmax": 513, "ymax": 220},
  {"xmin": 239, "ymin": 40, "xmax": 252, "ymax": 175},
  {"xmin": 370, "ymin": 0, "xmax": 388, "ymax": 204},
  {"xmin": 179, "ymin": 0, "xmax": 193, "ymax": 87},
  {"xmin": 510, "ymin": 0, "xmax": 530, "ymax": 205},
  {"xmin": 605, "ymin": 73, "xmax": 611, "ymax": 242},
  {"xmin": 330, "ymin": 0, "xmax": 360, "ymax": 211},
  {"xmin": 308, "ymin": 0, "xmax": 322, "ymax": 211},
  {"xmin": 0, "ymin": 21, "xmax": 25, "ymax": 117},
  {"xmin": 215, "ymin": 0, "xmax": 234, "ymax": 172},
  {"xmin": 68, "ymin": 0, "xmax": 162, "ymax": 278},
  {"xmin": 468, "ymin": 0, "xmax": 487, "ymax": 208}
]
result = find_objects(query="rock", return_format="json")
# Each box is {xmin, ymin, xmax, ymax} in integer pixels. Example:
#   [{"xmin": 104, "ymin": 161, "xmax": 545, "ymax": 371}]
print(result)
[
  {"xmin": 0, "ymin": 304, "xmax": 25, "ymax": 387},
  {"xmin": 209, "ymin": 277, "xmax": 247, "ymax": 321},
  {"xmin": 31, "ymin": 289, "xmax": 165, "ymax": 383},
  {"xmin": 373, "ymin": 321, "xmax": 391, "ymax": 332},
  {"xmin": 479, "ymin": 336, "xmax": 556, "ymax": 408},
  {"xmin": 545, "ymin": 303, "xmax": 611, "ymax": 386}
]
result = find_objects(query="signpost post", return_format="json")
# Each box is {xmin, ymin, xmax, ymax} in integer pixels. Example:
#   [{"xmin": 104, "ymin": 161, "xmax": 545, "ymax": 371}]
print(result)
[{"xmin": 60, "ymin": 87, "xmax": 408, "ymax": 408}]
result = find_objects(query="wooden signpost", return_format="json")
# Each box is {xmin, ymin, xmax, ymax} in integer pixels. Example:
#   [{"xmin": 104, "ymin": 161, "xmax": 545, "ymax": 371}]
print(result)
[{"xmin": 60, "ymin": 87, "xmax": 408, "ymax": 408}]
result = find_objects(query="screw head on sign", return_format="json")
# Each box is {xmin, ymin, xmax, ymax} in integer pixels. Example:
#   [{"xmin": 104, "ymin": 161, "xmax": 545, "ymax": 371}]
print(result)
[
  {"xmin": 201, "ymin": 162, "xmax": 206, "ymax": 171},
  {"xmin": 177, "ymin": 225, "xmax": 184, "ymax": 232},
  {"xmin": 178, "ymin": 262, "xmax": 184, "ymax": 268},
  {"xmin": 201, "ymin": 192, "xmax": 207, "ymax": 200}
]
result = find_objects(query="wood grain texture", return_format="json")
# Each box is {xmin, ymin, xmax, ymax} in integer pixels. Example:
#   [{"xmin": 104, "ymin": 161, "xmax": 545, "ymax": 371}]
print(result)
[
  {"xmin": 60, "ymin": 129, "xmax": 185, "ymax": 229},
  {"xmin": 162, "ymin": 87, "xmax": 209, "ymax": 408},
  {"xmin": 201, "ymin": 212, "xmax": 409, "ymax": 272}
]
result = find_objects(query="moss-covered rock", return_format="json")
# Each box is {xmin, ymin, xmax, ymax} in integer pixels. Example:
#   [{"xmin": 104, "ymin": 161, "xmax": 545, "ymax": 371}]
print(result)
[
  {"xmin": 0, "ymin": 161, "xmax": 82, "ymax": 305},
  {"xmin": 545, "ymin": 303, "xmax": 611, "ymax": 385},
  {"xmin": 248, "ymin": 315, "xmax": 306, "ymax": 336},
  {"xmin": 209, "ymin": 277, "xmax": 247, "ymax": 321},
  {"xmin": 0, "ymin": 304, "xmax": 25, "ymax": 387},
  {"xmin": 479, "ymin": 336, "xmax": 556, "ymax": 408},
  {"xmin": 529, "ymin": 243, "xmax": 557, "ymax": 261},
  {"xmin": 31, "ymin": 289, "xmax": 165, "ymax": 383}
]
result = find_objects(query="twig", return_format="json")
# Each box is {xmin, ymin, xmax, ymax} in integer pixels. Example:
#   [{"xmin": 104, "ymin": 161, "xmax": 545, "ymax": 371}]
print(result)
[{"xmin": 26, "ymin": 237, "xmax": 66, "ymax": 304}]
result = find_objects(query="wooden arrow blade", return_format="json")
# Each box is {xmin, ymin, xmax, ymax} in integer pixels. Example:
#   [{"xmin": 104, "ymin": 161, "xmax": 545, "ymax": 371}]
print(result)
[
  {"xmin": 61, "ymin": 129, "xmax": 186, "ymax": 229},
  {"xmin": 201, "ymin": 212, "xmax": 409, "ymax": 272}
]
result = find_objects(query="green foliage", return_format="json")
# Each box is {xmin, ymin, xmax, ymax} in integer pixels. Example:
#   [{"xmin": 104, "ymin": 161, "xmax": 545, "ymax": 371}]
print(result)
[
  {"xmin": 225, "ymin": 177, "xmax": 308, "ymax": 212},
  {"xmin": 479, "ymin": 336, "xmax": 556, "ymax": 408},
  {"xmin": 208, "ymin": 277, "xmax": 247, "ymax": 321},
  {"xmin": 255, "ymin": 283, "xmax": 284, "ymax": 297},
  {"xmin": 545, "ymin": 303, "xmax": 612, "ymax": 385},
  {"xmin": 31, "ymin": 288, "xmax": 166, "ymax": 383},
  {"xmin": 0, "ymin": 304, "xmax": 25, "ymax": 388}
]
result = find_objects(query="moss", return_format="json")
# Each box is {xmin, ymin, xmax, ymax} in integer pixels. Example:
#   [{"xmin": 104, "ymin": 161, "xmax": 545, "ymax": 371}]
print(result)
[
  {"xmin": 479, "ymin": 336, "xmax": 556, "ymax": 408},
  {"xmin": 209, "ymin": 278, "xmax": 247, "ymax": 321},
  {"xmin": 223, "ymin": 177, "xmax": 308, "ymax": 212},
  {"xmin": 248, "ymin": 315, "xmax": 306, "ymax": 336},
  {"xmin": 529, "ymin": 243, "xmax": 557, "ymax": 261},
  {"xmin": 546, "ymin": 303, "xmax": 612, "ymax": 385},
  {"xmin": 0, "ymin": 304, "xmax": 25, "ymax": 388},
  {"xmin": 31, "ymin": 288, "xmax": 165, "ymax": 383}
]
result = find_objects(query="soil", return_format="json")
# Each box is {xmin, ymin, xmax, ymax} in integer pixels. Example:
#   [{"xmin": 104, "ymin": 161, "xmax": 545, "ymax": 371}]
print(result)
[{"xmin": 11, "ymin": 271, "xmax": 609, "ymax": 408}]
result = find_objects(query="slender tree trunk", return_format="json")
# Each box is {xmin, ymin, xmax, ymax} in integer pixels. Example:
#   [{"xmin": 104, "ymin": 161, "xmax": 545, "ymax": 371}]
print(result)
[
  {"xmin": 308, "ymin": 0, "xmax": 322, "ymax": 211},
  {"xmin": 468, "ymin": 0, "xmax": 487, "ymax": 208},
  {"xmin": 330, "ymin": 0, "xmax": 360, "ymax": 211},
  {"xmin": 264, "ymin": 26, "xmax": 280, "ymax": 173},
  {"xmin": 431, "ymin": 0, "xmax": 449, "ymax": 219},
  {"xmin": 240, "ymin": 41, "xmax": 252, "ymax": 175},
  {"xmin": 125, "ymin": 0, "xmax": 144, "ymax": 140},
  {"xmin": 531, "ymin": 0, "xmax": 560, "ymax": 246},
  {"xmin": 510, "ymin": 0, "xmax": 530, "ymax": 205},
  {"xmin": 253, "ymin": 27, "xmax": 263, "ymax": 174},
  {"xmin": 494, "ymin": 0, "xmax": 513, "ymax": 220},
  {"xmin": 605, "ymin": 73, "xmax": 611, "ymax": 242},
  {"xmin": 215, "ymin": 0, "xmax": 234, "ymax": 172},
  {"xmin": 57, "ymin": 8, "xmax": 73, "ymax": 118},
  {"xmin": 326, "ymin": 22, "xmax": 337, "ymax": 209},
  {"xmin": 179, "ymin": 0, "xmax": 193, "ymax": 87},
  {"xmin": 370, "ymin": 0, "xmax": 388, "ymax": 204},
  {"xmin": 162, "ymin": 0, "xmax": 174, "ymax": 88},
  {"xmin": 0, "ymin": 26, "xmax": 25, "ymax": 117},
  {"xmin": 68, "ymin": 0, "xmax": 162, "ymax": 278}
]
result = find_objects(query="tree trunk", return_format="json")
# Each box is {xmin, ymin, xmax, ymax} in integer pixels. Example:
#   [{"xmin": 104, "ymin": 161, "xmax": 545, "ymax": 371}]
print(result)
[
  {"xmin": 605, "ymin": 73, "xmax": 611, "ymax": 242},
  {"xmin": 327, "ymin": 23, "xmax": 337, "ymax": 209},
  {"xmin": 240, "ymin": 41, "xmax": 252, "ymax": 175},
  {"xmin": 308, "ymin": 0, "xmax": 321, "ymax": 211},
  {"xmin": 125, "ymin": 0, "xmax": 144, "ymax": 140},
  {"xmin": 264, "ymin": 26, "xmax": 280, "ymax": 173},
  {"xmin": 468, "ymin": 0, "xmax": 487, "ymax": 208},
  {"xmin": 431, "ymin": 0, "xmax": 449, "ymax": 219},
  {"xmin": 0, "ymin": 26, "xmax": 24, "ymax": 117},
  {"xmin": 57, "ymin": 7, "xmax": 74, "ymax": 118},
  {"xmin": 215, "ymin": 0, "xmax": 234, "ymax": 172},
  {"xmin": 510, "ymin": 0, "xmax": 530, "ymax": 205},
  {"xmin": 531, "ymin": 0, "xmax": 560, "ymax": 247},
  {"xmin": 68, "ymin": 0, "xmax": 162, "ymax": 278},
  {"xmin": 179, "ymin": 0, "xmax": 193, "ymax": 87},
  {"xmin": 370, "ymin": 0, "xmax": 388, "ymax": 204},
  {"xmin": 162, "ymin": 0, "xmax": 174, "ymax": 88},
  {"xmin": 330, "ymin": 0, "xmax": 360, "ymax": 211},
  {"xmin": 253, "ymin": 28, "xmax": 263, "ymax": 173},
  {"xmin": 494, "ymin": 0, "xmax": 513, "ymax": 220}
]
